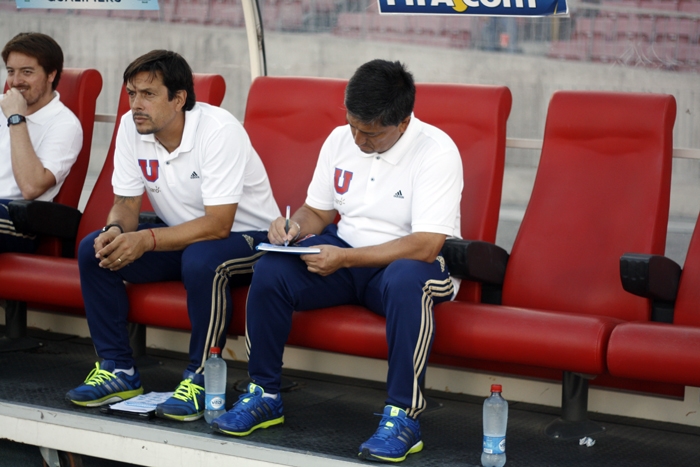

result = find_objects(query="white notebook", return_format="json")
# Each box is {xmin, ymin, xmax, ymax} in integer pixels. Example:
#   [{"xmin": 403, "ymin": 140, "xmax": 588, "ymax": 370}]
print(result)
[{"xmin": 256, "ymin": 242, "xmax": 321, "ymax": 255}]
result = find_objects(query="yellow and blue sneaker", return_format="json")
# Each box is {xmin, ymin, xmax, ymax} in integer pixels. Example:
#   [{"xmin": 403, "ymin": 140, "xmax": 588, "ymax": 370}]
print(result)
[
  {"xmin": 358, "ymin": 405, "xmax": 423, "ymax": 463},
  {"xmin": 66, "ymin": 361, "xmax": 143, "ymax": 407},
  {"xmin": 211, "ymin": 382, "xmax": 284, "ymax": 436},
  {"xmin": 156, "ymin": 370, "xmax": 205, "ymax": 422}
]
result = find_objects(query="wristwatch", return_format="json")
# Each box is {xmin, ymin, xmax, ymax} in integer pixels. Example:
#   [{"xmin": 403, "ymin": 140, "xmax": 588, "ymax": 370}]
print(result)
[
  {"xmin": 7, "ymin": 114, "xmax": 26, "ymax": 127},
  {"xmin": 102, "ymin": 223, "xmax": 124, "ymax": 234}
]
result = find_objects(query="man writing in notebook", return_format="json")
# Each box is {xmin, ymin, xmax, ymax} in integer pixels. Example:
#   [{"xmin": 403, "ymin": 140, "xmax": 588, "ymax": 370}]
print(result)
[{"xmin": 212, "ymin": 59, "xmax": 463, "ymax": 463}]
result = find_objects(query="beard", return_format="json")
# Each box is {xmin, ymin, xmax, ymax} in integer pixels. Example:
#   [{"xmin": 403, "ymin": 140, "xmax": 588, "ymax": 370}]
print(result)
[
  {"xmin": 132, "ymin": 113, "xmax": 158, "ymax": 135},
  {"xmin": 15, "ymin": 76, "xmax": 52, "ymax": 108}
]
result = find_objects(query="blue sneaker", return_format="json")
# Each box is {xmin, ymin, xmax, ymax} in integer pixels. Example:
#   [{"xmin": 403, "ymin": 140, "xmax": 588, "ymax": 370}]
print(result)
[
  {"xmin": 211, "ymin": 382, "xmax": 284, "ymax": 436},
  {"xmin": 358, "ymin": 405, "xmax": 424, "ymax": 463},
  {"xmin": 156, "ymin": 370, "xmax": 205, "ymax": 422},
  {"xmin": 66, "ymin": 361, "xmax": 143, "ymax": 407}
]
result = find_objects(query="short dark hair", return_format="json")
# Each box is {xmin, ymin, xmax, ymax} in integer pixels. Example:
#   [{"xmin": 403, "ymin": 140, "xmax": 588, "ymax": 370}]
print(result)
[
  {"xmin": 123, "ymin": 50, "xmax": 196, "ymax": 111},
  {"xmin": 2, "ymin": 32, "xmax": 64, "ymax": 90},
  {"xmin": 344, "ymin": 59, "xmax": 415, "ymax": 127}
]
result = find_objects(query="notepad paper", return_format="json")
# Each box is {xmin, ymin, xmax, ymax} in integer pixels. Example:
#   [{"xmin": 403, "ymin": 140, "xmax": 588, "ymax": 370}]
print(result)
[
  {"xmin": 109, "ymin": 392, "xmax": 174, "ymax": 413},
  {"xmin": 256, "ymin": 243, "xmax": 321, "ymax": 254}
]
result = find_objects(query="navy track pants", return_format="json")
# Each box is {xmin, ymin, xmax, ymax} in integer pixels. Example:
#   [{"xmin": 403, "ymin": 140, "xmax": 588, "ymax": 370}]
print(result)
[
  {"xmin": 245, "ymin": 225, "xmax": 455, "ymax": 418},
  {"xmin": 0, "ymin": 199, "xmax": 38, "ymax": 253},
  {"xmin": 78, "ymin": 224, "xmax": 269, "ymax": 373}
]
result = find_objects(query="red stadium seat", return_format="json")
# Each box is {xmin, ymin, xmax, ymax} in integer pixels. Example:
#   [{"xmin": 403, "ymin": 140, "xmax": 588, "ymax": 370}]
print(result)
[
  {"xmin": 608, "ymin": 213, "xmax": 700, "ymax": 387},
  {"xmin": 431, "ymin": 91, "xmax": 676, "ymax": 439}
]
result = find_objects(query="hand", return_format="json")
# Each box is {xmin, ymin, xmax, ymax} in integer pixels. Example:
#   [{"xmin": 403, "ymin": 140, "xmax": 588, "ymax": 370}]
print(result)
[
  {"xmin": 267, "ymin": 216, "xmax": 300, "ymax": 245},
  {"xmin": 1, "ymin": 88, "xmax": 28, "ymax": 118},
  {"xmin": 301, "ymin": 245, "xmax": 346, "ymax": 276},
  {"xmin": 95, "ymin": 230, "xmax": 150, "ymax": 271}
]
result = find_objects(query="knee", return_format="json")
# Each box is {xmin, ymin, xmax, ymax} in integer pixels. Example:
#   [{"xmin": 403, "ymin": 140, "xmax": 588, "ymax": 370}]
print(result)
[
  {"xmin": 181, "ymin": 244, "xmax": 211, "ymax": 277},
  {"xmin": 249, "ymin": 254, "xmax": 289, "ymax": 291},
  {"xmin": 382, "ymin": 259, "xmax": 425, "ymax": 290}
]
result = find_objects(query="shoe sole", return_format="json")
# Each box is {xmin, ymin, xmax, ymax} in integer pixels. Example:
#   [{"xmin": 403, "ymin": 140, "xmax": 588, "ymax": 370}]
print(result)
[
  {"xmin": 155, "ymin": 409, "xmax": 205, "ymax": 422},
  {"xmin": 67, "ymin": 387, "xmax": 144, "ymax": 407},
  {"xmin": 358, "ymin": 440, "xmax": 424, "ymax": 463},
  {"xmin": 213, "ymin": 415, "xmax": 284, "ymax": 437}
]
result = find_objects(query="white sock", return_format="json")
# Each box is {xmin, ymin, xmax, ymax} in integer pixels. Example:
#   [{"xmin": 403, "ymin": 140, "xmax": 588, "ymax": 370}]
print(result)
[
  {"xmin": 263, "ymin": 392, "xmax": 278, "ymax": 400},
  {"xmin": 115, "ymin": 367, "xmax": 134, "ymax": 376}
]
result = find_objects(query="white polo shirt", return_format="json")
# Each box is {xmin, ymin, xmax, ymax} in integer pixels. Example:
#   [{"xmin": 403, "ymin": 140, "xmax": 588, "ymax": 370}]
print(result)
[
  {"xmin": 306, "ymin": 115, "xmax": 463, "ymax": 248},
  {"xmin": 0, "ymin": 92, "xmax": 82, "ymax": 201},
  {"xmin": 112, "ymin": 102, "xmax": 280, "ymax": 231}
]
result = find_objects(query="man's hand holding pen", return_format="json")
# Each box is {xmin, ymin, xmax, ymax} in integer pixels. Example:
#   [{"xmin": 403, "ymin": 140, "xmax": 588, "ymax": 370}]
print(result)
[{"xmin": 268, "ymin": 212, "xmax": 301, "ymax": 246}]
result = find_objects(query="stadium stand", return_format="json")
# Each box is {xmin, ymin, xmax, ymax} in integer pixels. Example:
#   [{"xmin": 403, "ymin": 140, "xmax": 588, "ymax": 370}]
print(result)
[
  {"xmin": 550, "ymin": 0, "xmax": 700, "ymax": 71},
  {"xmin": 2, "ymin": 0, "xmax": 696, "ymax": 70}
]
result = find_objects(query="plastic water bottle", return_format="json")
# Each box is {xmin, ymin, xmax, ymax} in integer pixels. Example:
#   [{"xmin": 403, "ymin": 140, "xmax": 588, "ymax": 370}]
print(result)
[
  {"xmin": 204, "ymin": 347, "xmax": 227, "ymax": 424},
  {"xmin": 482, "ymin": 384, "xmax": 508, "ymax": 467}
]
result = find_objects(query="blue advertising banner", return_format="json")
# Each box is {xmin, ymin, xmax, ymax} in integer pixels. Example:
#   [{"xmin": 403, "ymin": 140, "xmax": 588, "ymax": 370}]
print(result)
[
  {"xmin": 14, "ymin": 0, "xmax": 159, "ymax": 10},
  {"xmin": 378, "ymin": 0, "xmax": 567, "ymax": 17}
]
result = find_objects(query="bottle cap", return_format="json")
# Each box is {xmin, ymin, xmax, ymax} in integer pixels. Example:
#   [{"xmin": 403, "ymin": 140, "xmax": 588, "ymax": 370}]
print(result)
[
  {"xmin": 491, "ymin": 384, "xmax": 502, "ymax": 393},
  {"xmin": 210, "ymin": 347, "xmax": 221, "ymax": 355}
]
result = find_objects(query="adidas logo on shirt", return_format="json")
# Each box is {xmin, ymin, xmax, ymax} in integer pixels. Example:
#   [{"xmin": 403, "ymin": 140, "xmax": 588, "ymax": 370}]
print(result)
[
  {"xmin": 394, "ymin": 190, "xmax": 404, "ymax": 199},
  {"xmin": 190, "ymin": 171, "xmax": 200, "ymax": 179}
]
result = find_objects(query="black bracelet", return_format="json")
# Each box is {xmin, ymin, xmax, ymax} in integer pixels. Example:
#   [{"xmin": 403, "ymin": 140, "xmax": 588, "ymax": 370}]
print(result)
[{"xmin": 102, "ymin": 223, "xmax": 124, "ymax": 234}]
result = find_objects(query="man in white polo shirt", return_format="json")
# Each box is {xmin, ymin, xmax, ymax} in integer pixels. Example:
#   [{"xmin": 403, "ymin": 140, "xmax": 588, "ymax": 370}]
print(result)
[
  {"xmin": 0, "ymin": 32, "xmax": 82, "ymax": 253},
  {"xmin": 66, "ymin": 50, "xmax": 280, "ymax": 422},
  {"xmin": 213, "ymin": 59, "xmax": 463, "ymax": 463}
]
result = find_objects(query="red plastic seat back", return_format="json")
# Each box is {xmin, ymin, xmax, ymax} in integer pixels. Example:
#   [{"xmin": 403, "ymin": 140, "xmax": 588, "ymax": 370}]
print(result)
[
  {"xmin": 414, "ymin": 84, "xmax": 510, "ymax": 245},
  {"xmin": 50, "ymin": 69, "xmax": 103, "ymax": 209},
  {"xmin": 243, "ymin": 76, "xmax": 348, "ymax": 213},
  {"xmin": 674, "ymin": 215, "xmax": 700, "ymax": 326},
  {"xmin": 76, "ymin": 73, "xmax": 227, "ymax": 253},
  {"xmin": 415, "ymin": 84, "xmax": 511, "ymax": 301},
  {"xmin": 502, "ymin": 91, "xmax": 675, "ymax": 321}
]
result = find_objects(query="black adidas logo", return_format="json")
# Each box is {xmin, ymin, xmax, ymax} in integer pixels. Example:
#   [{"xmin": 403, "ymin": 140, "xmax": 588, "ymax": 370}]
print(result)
[
  {"xmin": 394, "ymin": 190, "xmax": 404, "ymax": 199},
  {"xmin": 190, "ymin": 171, "xmax": 200, "ymax": 179}
]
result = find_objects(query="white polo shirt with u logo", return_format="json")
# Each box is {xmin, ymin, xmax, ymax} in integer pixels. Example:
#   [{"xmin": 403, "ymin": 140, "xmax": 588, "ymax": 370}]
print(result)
[
  {"xmin": 112, "ymin": 102, "xmax": 280, "ymax": 232},
  {"xmin": 305, "ymin": 115, "xmax": 463, "ymax": 248}
]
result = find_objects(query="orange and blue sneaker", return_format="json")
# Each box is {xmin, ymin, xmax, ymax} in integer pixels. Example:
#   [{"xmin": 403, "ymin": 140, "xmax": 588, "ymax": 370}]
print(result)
[
  {"xmin": 66, "ymin": 361, "xmax": 143, "ymax": 407},
  {"xmin": 156, "ymin": 370, "xmax": 206, "ymax": 422},
  {"xmin": 211, "ymin": 382, "xmax": 284, "ymax": 436},
  {"xmin": 358, "ymin": 405, "xmax": 424, "ymax": 463}
]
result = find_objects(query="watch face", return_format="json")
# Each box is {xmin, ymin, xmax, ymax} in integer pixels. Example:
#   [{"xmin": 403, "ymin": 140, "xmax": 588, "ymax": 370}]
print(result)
[{"xmin": 7, "ymin": 114, "xmax": 26, "ymax": 126}]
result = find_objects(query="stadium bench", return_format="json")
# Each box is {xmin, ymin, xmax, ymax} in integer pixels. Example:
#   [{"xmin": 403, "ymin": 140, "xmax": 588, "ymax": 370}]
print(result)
[{"xmin": 126, "ymin": 76, "xmax": 514, "ymax": 361}]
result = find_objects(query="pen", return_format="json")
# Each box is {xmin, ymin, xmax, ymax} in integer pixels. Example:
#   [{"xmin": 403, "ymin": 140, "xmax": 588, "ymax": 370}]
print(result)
[{"xmin": 284, "ymin": 205, "xmax": 290, "ymax": 247}]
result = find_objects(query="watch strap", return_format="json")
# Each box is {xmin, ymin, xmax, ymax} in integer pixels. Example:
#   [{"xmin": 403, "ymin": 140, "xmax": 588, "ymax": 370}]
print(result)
[{"xmin": 102, "ymin": 223, "xmax": 124, "ymax": 234}]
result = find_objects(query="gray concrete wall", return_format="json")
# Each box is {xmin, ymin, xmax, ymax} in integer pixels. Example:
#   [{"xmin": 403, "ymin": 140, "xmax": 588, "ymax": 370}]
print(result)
[{"xmin": 2, "ymin": 12, "xmax": 698, "ymax": 214}]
